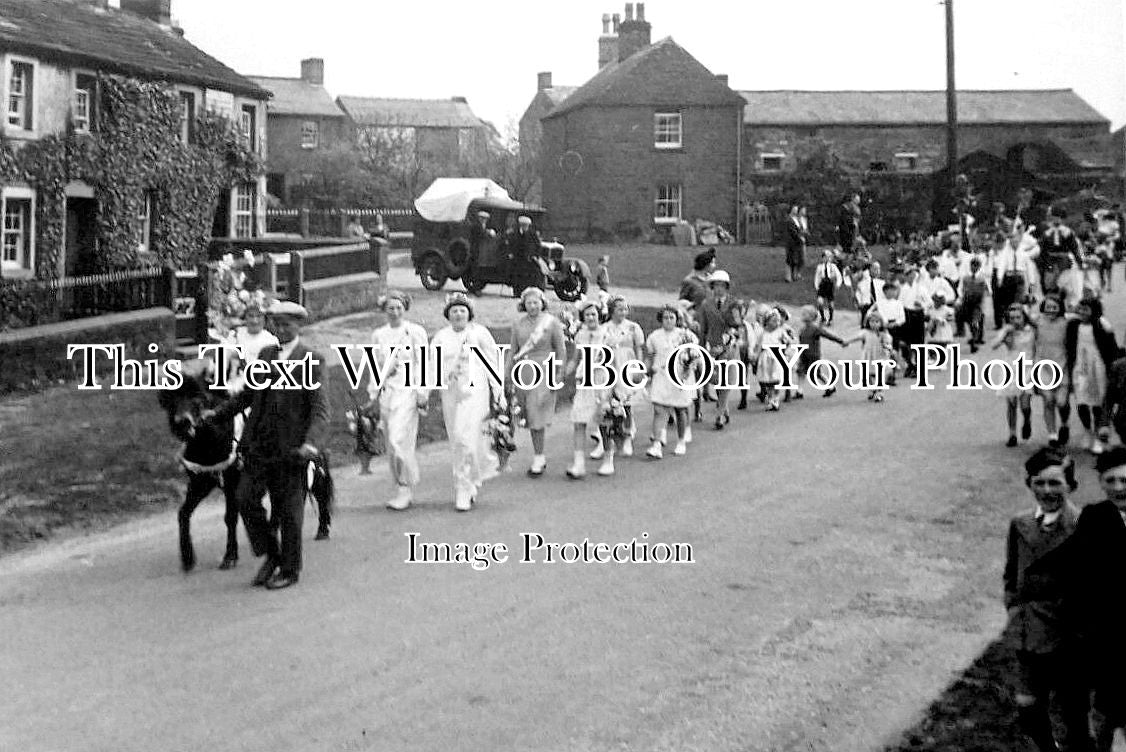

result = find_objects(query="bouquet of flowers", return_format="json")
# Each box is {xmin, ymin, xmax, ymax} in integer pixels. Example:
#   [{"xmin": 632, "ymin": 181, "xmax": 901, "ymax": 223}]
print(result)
[
  {"xmin": 207, "ymin": 250, "xmax": 266, "ymax": 342},
  {"xmin": 557, "ymin": 303, "xmax": 581, "ymax": 344},
  {"xmin": 345, "ymin": 397, "xmax": 384, "ymax": 457},
  {"xmin": 599, "ymin": 393, "xmax": 630, "ymax": 440},
  {"xmin": 484, "ymin": 386, "xmax": 518, "ymax": 469}
]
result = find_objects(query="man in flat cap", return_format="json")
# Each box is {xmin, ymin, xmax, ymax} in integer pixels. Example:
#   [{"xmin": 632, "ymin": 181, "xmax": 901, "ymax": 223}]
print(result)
[
  {"xmin": 209, "ymin": 299, "xmax": 330, "ymax": 590},
  {"xmin": 467, "ymin": 210, "xmax": 495, "ymax": 286}
]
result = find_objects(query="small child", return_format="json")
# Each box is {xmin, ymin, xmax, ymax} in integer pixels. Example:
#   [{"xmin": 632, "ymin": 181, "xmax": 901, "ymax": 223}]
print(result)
[
  {"xmin": 595, "ymin": 255, "xmax": 611, "ymax": 292},
  {"xmin": 926, "ymin": 293, "xmax": 955, "ymax": 346},
  {"xmin": 755, "ymin": 309, "xmax": 794, "ymax": 411},
  {"xmin": 797, "ymin": 305, "xmax": 849, "ymax": 398},
  {"xmin": 991, "ymin": 303, "xmax": 1038, "ymax": 447},
  {"xmin": 845, "ymin": 310, "xmax": 895, "ymax": 402}
]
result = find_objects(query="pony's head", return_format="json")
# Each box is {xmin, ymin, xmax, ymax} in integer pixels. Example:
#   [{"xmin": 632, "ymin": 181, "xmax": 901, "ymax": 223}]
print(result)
[{"xmin": 157, "ymin": 359, "xmax": 226, "ymax": 442}]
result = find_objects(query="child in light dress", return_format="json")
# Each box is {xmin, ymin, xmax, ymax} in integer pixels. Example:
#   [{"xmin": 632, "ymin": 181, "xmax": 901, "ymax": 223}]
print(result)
[
  {"xmin": 755, "ymin": 309, "xmax": 794, "ymax": 411},
  {"xmin": 990, "ymin": 303, "xmax": 1038, "ymax": 447},
  {"xmin": 843, "ymin": 310, "xmax": 896, "ymax": 402}
]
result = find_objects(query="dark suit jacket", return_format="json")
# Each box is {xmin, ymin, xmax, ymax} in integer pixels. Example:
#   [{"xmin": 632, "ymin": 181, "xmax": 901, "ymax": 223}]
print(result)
[
  {"xmin": 678, "ymin": 274, "xmax": 709, "ymax": 309},
  {"xmin": 1057, "ymin": 500, "xmax": 1126, "ymax": 671},
  {"xmin": 1002, "ymin": 503, "xmax": 1079, "ymax": 653},
  {"xmin": 785, "ymin": 217, "xmax": 805, "ymax": 252},
  {"xmin": 697, "ymin": 295, "xmax": 740, "ymax": 349},
  {"xmin": 216, "ymin": 342, "xmax": 330, "ymax": 465}
]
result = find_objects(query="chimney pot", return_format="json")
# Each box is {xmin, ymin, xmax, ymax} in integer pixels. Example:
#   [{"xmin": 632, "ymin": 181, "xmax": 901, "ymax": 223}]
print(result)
[
  {"xmin": 300, "ymin": 57, "xmax": 325, "ymax": 86},
  {"xmin": 612, "ymin": 12, "xmax": 620, "ymax": 32},
  {"xmin": 636, "ymin": 2, "xmax": 645, "ymax": 21},
  {"xmin": 451, "ymin": 96, "xmax": 468, "ymax": 104},
  {"xmin": 625, "ymin": 3, "xmax": 634, "ymax": 21},
  {"xmin": 537, "ymin": 72, "xmax": 552, "ymax": 91},
  {"xmin": 601, "ymin": 13, "xmax": 610, "ymax": 34}
]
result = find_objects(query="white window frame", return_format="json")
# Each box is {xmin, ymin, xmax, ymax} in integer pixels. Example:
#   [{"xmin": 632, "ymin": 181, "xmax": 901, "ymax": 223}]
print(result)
[
  {"xmin": 654, "ymin": 112, "xmax": 682, "ymax": 149},
  {"xmin": 301, "ymin": 120, "xmax": 319, "ymax": 149},
  {"xmin": 654, "ymin": 183, "xmax": 682, "ymax": 225},
  {"xmin": 178, "ymin": 90, "xmax": 195, "ymax": 145},
  {"xmin": 6, "ymin": 55, "xmax": 36, "ymax": 133},
  {"xmin": 894, "ymin": 152, "xmax": 919, "ymax": 172},
  {"xmin": 234, "ymin": 183, "xmax": 255, "ymax": 239},
  {"xmin": 1, "ymin": 186, "xmax": 35, "ymax": 277},
  {"xmin": 72, "ymin": 69, "xmax": 97, "ymax": 134},
  {"xmin": 240, "ymin": 104, "xmax": 256, "ymax": 151},
  {"xmin": 760, "ymin": 153, "xmax": 785, "ymax": 171},
  {"xmin": 137, "ymin": 193, "xmax": 152, "ymax": 253}
]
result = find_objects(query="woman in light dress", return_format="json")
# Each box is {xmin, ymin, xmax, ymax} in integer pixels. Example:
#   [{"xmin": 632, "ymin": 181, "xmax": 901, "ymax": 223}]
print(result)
[
  {"xmin": 430, "ymin": 292, "xmax": 501, "ymax": 511},
  {"xmin": 369, "ymin": 290, "xmax": 429, "ymax": 510},
  {"xmin": 644, "ymin": 304, "xmax": 698, "ymax": 459},
  {"xmin": 1066, "ymin": 296, "xmax": 1121, "ymax": 454},
  {"xmin": 508, "ymin": 286, "xmax": 567, "ymax": 476},
  {"xmin": 590, "ymin": 295, "xmax": 646, "ymax": 460},
  {"xmin": 563, "ymin": 299, "xmax": 611, "ymax": 478}
]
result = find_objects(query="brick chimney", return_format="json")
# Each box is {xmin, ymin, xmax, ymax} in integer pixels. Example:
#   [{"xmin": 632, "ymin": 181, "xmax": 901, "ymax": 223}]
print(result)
[
  {"xmin": 120, "ymin": 0, "xmax": 172, "ymax": 25},
  {"xmin": 716, "ymin": 74, "xmax": 729, "ymax": 86},
  {"xmin": 617, "ymin": 2, "xmax": 651, "ymax": 62},
  {"xmin": 537, "ymin": 71, "xmax": 552, "ymax": 91},
  {"xmin": 300, "ymin": 58, "xmax": 324, "ymax": 86},
  {"xmin": 451, "ymin": 96, "xmax": 468, "ymax": 104},
  {"xmin": 598, "ymin": 13, "xmax": 619, "ymax": 69}
]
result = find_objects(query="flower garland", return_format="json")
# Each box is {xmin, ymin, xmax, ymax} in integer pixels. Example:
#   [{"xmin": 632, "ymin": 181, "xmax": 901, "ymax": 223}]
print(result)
[{"xmin": 206, "ymin": 250, "xmax": 266, "ymax": 342}]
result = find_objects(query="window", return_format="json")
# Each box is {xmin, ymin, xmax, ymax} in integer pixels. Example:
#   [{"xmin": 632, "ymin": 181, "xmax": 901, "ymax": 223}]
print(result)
[
  {"xmin": 894, "ymin": 152, "xmax": 918, "ymax": 172},
  {"xmin": 73, "ymin": 73, "xmax": 97, "ymax": 134},
  {"xmin": 654, "ymin": 112, "xmax": 682, "ymax": 149},
  {"xmin": 301, "ymin": 120, "xmax": 319, "ymax": 149},
  {"xmin": 760, "ymin": 153, "xmax": 784, "ymax": 171},
  {"xmin": 655, "ymin": 184, "xmax": 682, "ymax": 224},
  {"xmin": 137, "ymin": 193, "xmax": 153, "ymax": 253},
  {"xmin": 7, "ymin": 60, "xmax": 33, "ymax": 130},
  {"xmin": 1, "ymin": 188, "xmax": 34, "ymax": 274},
  {"xmin": 240, "ymin": 104, "xmax": 256, "ymax": 151},
  {"xmin": 178, "ymin": 91, "xmax": 195, "ymax": 144},
  {"xmin": 234, "ymin": 183, "xmax": 255, "ymax": 239}
]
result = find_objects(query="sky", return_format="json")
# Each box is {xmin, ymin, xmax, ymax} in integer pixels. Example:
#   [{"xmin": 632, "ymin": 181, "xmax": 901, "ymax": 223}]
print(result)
[{"xmin": 169, "ymin": 0, "xmax": 1126, "ymax": 132}]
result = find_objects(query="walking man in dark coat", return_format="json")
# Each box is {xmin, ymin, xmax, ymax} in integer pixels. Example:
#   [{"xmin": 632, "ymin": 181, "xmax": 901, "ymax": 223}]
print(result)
[
  {"xmin": 837, "ymin": 193, "xmax": 861, "ymax": 253},
  {"xmin": 210, "ymin": 300, "xmax": 330, "ymax": 590},
  {"xmin": 784, "ymin": 205, "xmax": 806, "ymax": 283},
  {"xmin": 507, "ymin": 214, "xmax": 542, "ymax": 297}
]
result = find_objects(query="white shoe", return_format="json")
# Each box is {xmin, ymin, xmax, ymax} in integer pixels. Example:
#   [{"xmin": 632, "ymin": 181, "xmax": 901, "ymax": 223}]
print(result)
[
  {"xmin": 658, "ymin": 427, "xmax": 668, "ymax": 445},
  {"xmin": 684, "ymin": 426, "xmax": 693, "ymax": 444},
  {"xmin": 673, "ymin": 440, "xmax": 687, "ymax": 456},
  {"xmin": 1091, "ymin": 438, "xmax": 1107, "ymax": 455},
  {"xmin": 455, "ymin": 493, "xmax": 472, "ymax": 512},
  {"xmin": 621, "ymin": 437, "xmax": 634, "ymax": 457},
  {"xmin": 598, "ymin": 457, "xmax": 615, "ymax": 476},
  {"xmin": 645, "ymin": 441, "xmax": 663, "ymax": 459},
  {"xmin": 589, "ymin": 442, "xmax": 605, "ymax": 460},
  {"xmin": 528, "ymin": 454, "xmax": 547, "ymax": 475},
  {"xmin": 386, "ymin": 486, "xmax": 412, "ymax": 511}
]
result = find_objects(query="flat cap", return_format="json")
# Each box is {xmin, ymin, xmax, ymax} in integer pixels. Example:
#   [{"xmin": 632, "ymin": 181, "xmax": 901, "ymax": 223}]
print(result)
[{"xmin": 267, "ymin": 300, "xmax": 309, "ymax": 319}]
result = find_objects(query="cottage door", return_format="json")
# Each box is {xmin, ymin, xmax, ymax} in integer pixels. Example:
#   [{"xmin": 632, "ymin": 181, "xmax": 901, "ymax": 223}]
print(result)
[{"xmin": 65, "ymin": 197, "xmax": 98, "ymax": 316}]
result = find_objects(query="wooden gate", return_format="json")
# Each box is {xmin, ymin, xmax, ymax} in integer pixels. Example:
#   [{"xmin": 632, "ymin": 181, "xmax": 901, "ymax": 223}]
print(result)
[
  {"xmin": 172, "ymin": 267, "xmax": 207, "ymax": 348},
  {"xmin": 744, "ymin": 203, "xmax": 773, "ymax": 245}
]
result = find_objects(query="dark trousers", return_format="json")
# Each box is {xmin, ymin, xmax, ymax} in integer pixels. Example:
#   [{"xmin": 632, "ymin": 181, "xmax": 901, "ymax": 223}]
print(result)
[
  {"xmin": 994, "ymin": 274, "xmax": 1025, "ymax": 327},
  {"xmin": 958, "ymin": 296, "xmax": 985, "ymax": 343},
  {"xmin": 1015, "ymin": 649, "xmax": 1090, "ymax": 752},
  {"xmin": 237, "ymin": 461, "xmax": 306, "ymax": 576}
]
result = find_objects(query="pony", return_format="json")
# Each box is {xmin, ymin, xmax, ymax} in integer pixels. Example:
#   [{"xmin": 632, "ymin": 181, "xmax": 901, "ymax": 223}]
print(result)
[{"xmin": 159, "ymin": 360, "xmax": 336, "ymax": 572}]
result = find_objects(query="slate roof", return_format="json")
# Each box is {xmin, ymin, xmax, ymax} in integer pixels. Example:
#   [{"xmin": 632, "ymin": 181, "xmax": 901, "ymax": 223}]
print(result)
[
  {"xmin": 0, "ymin": 0, "xmax": 268, "ymax": 98},
  {"xmin": 739, "ymin": 90, "xmax": 1109, "ymax": 126},
  {"xmin": 248, "ymin": 76, "xmax": 343, "ymax": 118},
  {"xmin": 544, "ymin": 37, "xmax": 746, "ymax": 119},
  {"xmin": 336, "ymin": 96, "xmax": 486, "ymax": 128}
]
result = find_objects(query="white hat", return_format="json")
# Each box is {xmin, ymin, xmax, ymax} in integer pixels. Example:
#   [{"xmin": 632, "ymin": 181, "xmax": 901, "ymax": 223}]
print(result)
[
  {"xmin": 477, "ymin": 210, "xmax": 490, "ymax": 219},
  {"xmin": 267, "ymin": 300, "xmax": 309, "ymax": 319},
  {"xmin": 517, "ymin": 215, "xmax": 532, "ymax": 226},
  {"xmin": 709, "ymin": 269, "xmax": 731, "ymax": 286}
]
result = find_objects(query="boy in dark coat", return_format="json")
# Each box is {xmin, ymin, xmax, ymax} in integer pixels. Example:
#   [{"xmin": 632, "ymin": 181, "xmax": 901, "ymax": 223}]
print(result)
[{"xmin": 1004, "ymin": 447, "xmax": 1087, "ymax": 752}]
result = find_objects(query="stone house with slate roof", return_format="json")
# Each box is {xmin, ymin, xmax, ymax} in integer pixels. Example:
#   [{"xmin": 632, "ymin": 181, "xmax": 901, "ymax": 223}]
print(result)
[
  {"xmin": 532, "ymin": 5, "xmax": 1115, "ymax": 239},
  {"xmin": 0, "ymin": 0, "xmax": 270, "ymax": 279},
  {"xmin": 336, "ymin": 95, "xmax": 493, "ymax": 180},
  {"xmin": 249, "ymin": 59, "xmax": 347, "ymax": 204},
  {"xmin": 540, "ymin": 22, "xmax": 746, "ymax": 240}
]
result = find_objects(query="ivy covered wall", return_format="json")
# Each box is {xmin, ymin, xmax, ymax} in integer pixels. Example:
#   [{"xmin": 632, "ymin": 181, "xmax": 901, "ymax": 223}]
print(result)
[{"xmin": 0, "ymin": 75, "xmax": 263, "ymax": 278}]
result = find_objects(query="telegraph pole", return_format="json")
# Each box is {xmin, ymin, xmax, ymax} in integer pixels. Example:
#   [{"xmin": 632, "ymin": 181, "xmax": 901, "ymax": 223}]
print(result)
[{"xmin": 944, "ymin": 0, "xmax": 962, "ymax": 236}]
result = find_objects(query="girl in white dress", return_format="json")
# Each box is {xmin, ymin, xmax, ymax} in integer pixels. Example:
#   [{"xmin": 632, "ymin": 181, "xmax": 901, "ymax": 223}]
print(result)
[
  {"xmin": 563, "ymin": 300, "xmax": 611, "ymax": 478},
  {"xmin": 644, "ymin": 304, "xmax": 698, "ymax": 458},
  {"xmin": 990, "ymin": 303, "xmax": 1038, "ymax": 447},
  {"xmin": 369, "ymin": 290, "xmax": 429, "ymax": 510},
  {"xmin": 1066, "ymin": 296, "xmax": 1120, "ymax": 454},
  {"xmin": 591, "ymin": 296, "xmax": 646, "ymax": 460},
  {"xmin": 755, "ymin": 309, "xmax": 794, "ymax": 411},
  {"xmin": 430, "ymin": 293, "xmax": 501, "ymax": 511}
]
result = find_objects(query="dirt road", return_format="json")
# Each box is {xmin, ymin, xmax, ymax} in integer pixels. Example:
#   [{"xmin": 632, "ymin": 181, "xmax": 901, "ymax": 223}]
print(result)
[{"xmin": 3, "ymin": 273, "xmax": 1122, "ymax": 751}]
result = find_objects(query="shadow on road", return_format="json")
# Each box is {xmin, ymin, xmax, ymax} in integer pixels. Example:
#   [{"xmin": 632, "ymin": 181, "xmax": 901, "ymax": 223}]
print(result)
[{"xmin": 882, "ymin": 637, "xmax": 1027, "ymax": 752}]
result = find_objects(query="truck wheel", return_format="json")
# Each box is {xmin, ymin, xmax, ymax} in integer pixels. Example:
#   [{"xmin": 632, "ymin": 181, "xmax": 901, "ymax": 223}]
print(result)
[
  {"xmin": 446, "ymin": 239, "xmax": 471, "ymax": 279},
  {"xmin": 462, "ymin": 271, "xmax": 487, "ymax": 295},
  {"xmin": 553, "ymin": 272, "xmax": 586, "ymax": 302},
  {"xmin": 419, "ymin": 254, "xmax": 448, "ymax": 291}
]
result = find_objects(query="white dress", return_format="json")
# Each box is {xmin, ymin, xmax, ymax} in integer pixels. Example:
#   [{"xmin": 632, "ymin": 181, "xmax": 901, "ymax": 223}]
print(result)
[
  {"xmin": 570, "ymin": 325, "xmax": 612, "ymax": 424},
  {"xmin": 369, "ymin": 321, "xmax": 429, "ymax": 487},
  {"xmin": 431, "ymin": 323, "xmax": 500, "ymax": 501},
  {"xmin": 646, "ymin": 327, "xmax": 696, "ymax": 409},
  {"xmin": 1072, "ymin": 324, "xmax": 1108, "ymax": 406},
  {"xmin": 756, "ymin": 328, "xmax": 790, "ymax": 385}
]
